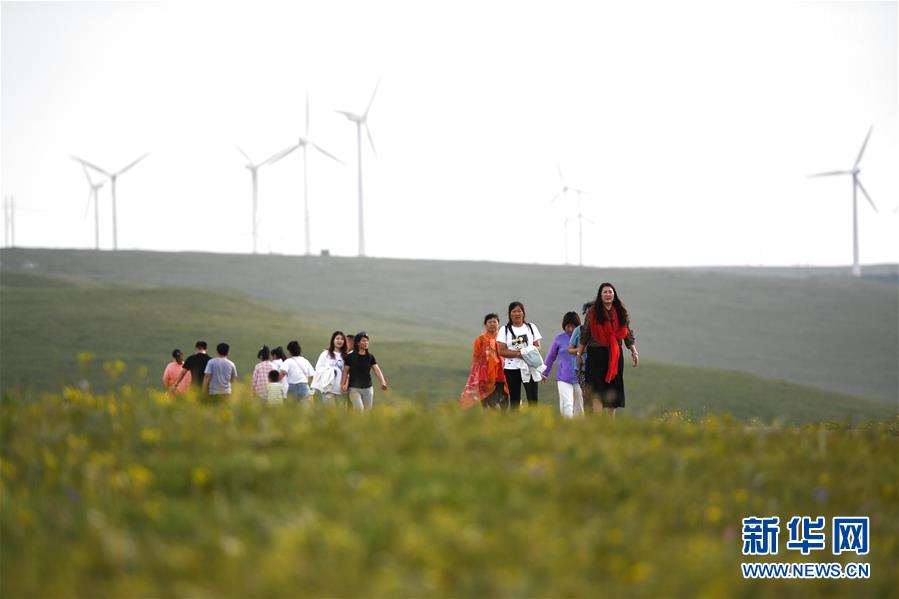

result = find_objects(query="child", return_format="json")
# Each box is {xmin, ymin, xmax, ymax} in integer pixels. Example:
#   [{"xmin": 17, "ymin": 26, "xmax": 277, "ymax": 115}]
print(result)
[
  {"xmin": 543, "ymin": 312, "xmax": 584, "ymax": 418},
  {"xmin": 266, "ymin": 369, "xmax": 286, "ymax": 404}
]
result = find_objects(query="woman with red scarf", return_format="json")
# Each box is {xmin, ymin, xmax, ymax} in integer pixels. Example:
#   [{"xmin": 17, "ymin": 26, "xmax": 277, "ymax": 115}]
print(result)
[
  {"xmin": 576, "ymin": 282, "xmax": 639, "ymax": 415},
  {"xmin": 460, "ymin": 313, "xmax": 509, "ymax": 409}
]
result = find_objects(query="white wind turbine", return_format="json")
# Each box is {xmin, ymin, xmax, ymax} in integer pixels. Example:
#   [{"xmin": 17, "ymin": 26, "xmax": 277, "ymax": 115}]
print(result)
[
  {"xmin": 70, "ymin": 153, "xmax": 149, "ymax": 250},
  {"xmin": 809, "ymin": 125, "xmax": 879, "ymax": 277},
  {"xmin": 78, "ymin": 163, "xmax": 105, "ymax": 250},
  {"xmin": 235, "ymin": 145, "xmax": 292, "ymax": 254},
  {"xmin": 551, "ymin": 165, "xmax": 593, "ymax": 267},
  {"xmin": 268, "ymin": 92, "xmax": 343, "ymax": 255},
  {"xmin": 336, "ymin": 80, "xmax": 380, "ymax": 257}
]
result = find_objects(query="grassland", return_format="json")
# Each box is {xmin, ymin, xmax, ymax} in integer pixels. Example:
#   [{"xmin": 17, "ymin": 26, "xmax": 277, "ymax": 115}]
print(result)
[
  {"xmin": 1, "ymin": 268, "xmax": 894, "ymax": 423},
  {"xmin": 1, "ymin": 248, "xmax": 896, "ymax": 403},
  {"xmin": 1, "ymin": 388, "xmax": 896, "ymax": 597}
]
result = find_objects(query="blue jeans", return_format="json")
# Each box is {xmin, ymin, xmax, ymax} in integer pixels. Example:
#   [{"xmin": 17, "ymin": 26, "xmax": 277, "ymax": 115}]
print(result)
[{"xmin": 287, "ymin": 382, "xmax": 310, "ymax": 399}]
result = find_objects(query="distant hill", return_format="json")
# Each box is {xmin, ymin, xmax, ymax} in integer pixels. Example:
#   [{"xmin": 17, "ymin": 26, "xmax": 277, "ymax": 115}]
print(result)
[{"xmin": 1, "ymin": 248, "xmax": 897, "ymax": 404}]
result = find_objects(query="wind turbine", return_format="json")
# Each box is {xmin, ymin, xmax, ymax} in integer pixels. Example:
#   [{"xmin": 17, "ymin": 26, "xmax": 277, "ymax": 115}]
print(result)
[
  {"xmin": 336, "ymin": 80, "xmax": 379, "ymax": 257},
  {"xmin": 552, "ymin": 165, "xmax": 593, "ymax": 267},
  {"xmin": 78, "ymin": 163, "xmax": 105, "ymax": 250},
  {"xmin": 268, "ymin": 92, "xmax": 343, "ymax": 255},
  {"xmin": 70, "ymin": 153, "xmax": 149, "ymax": 250},
  {"xmin": 235, "ymin": 145, "xmax": 290, "ymax": 255},
  {"xmin": 809, "ymin": 125, "xmax": 879, "ymax": 277}
]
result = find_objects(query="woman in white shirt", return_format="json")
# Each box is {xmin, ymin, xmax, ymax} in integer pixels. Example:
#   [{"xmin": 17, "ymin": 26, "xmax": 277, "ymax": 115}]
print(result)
[
  {"xmin": 495, "ymin": 301, "xmax": 542, "ymax": 410},
  {"xmin": 315, "ymin": 331, "xmax": 348, "ymax": 407},
  {"xmin": 280, "ymin": 340, "xmax": 315, "ymax": 405}
]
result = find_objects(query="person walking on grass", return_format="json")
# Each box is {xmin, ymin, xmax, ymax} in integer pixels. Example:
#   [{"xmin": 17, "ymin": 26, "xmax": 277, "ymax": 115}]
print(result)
[
  {"xmin": 280, "ymin": 340, "xmax": 315, "ymax": 405},
  {"xmin": 577, "ymin": 283, "xmax": 639, "ymax": 417},
  {"xmin": 162, "ymin": 349, "xmax": 191, "ymax": 396},
  {"xmin": 544, "ymin": 311, "xmax": 585, "ymax": 418},
  {"xmin": 460, "ymin": 313, "xmax": 509, "ymax": 410},
  {"xmin": 203, "ymin": 342, "xmax": 238, "ymax": 401},
  {"xmin": 496, "ymin": 301, "xmax": 543, "ymax": 410},
  {"xmin": 314, "ymin": 331, "xmax": 348, "ymax": 407},
  {"xmin": 251, "ymin": 345, "xmax": 275, "ymax": 400},
  {"xmin": 171, "ymin": 340, "xmax": 210, "ymax": 394},
  {"xmin": 341, "ymin": 332, "xmax": 388, "ymax": 412},
  {"xmin": 568, "ymin": 301, "xmax": 594, "ymax": 413}
]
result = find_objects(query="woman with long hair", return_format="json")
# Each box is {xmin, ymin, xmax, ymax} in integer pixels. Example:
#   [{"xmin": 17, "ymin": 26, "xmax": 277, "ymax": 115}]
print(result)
[
  {"xmin": 314, "ymin": 331, "xmax": 348, "ymax": 407},
  {"xmin": 495, "ymin": 301, "xmax": 543, "ymax": 410},
  {"xmin": 251, "ymin": 345, "xmax": 275, "ymax": 400},
  {"xmin": 577, "ymin": 283, "xmax": 639, "ymax": 416}
]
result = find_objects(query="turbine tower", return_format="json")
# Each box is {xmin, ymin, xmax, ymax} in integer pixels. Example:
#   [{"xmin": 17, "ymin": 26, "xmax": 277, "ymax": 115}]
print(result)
[
  {"xmin": 809, "ymin": 125, "xmax": 879, "ymax": 277},
  {"xmin": 235, "ymin": 145, "xmax": 290, "ymax": 254},
  {"xmin": 78, "ymin": 163, "xmax": 105, "ymax": 250},
  {"xmin": 337, "ymin": 80, "xmax": 379, "ymax": 257},
  {"xmin": 268, "ymin": 92, "xmax": 343, "ymax": 255},
  {"xmin": 552, "ymin": 165, "xmax": 592, "ymax": 267},
  {"xmin": 71, "ymin": 153, "xmax": 149, "ymax": 250}
]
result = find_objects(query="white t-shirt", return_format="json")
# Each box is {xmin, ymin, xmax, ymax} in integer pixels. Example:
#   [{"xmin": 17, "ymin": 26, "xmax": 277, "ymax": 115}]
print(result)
[
  {"xmin": 496, "ymin": 322, "xmax": 542, "ymax": 370},
  {"xmin": 280, "ymin": 355, "xmax": 315, "ymax": 384}
]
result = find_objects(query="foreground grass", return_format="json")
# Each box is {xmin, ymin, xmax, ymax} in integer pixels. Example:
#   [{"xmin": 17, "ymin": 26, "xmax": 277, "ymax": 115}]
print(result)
[{"xmin": 1, "ymin": 386, "xmax": 897, "ymax": 597}]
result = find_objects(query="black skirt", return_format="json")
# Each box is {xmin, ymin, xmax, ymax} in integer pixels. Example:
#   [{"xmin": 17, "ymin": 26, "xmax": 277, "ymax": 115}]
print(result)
[{"xmin": 585, "ymin": 345, "xmax": 626, "ymax": 408}]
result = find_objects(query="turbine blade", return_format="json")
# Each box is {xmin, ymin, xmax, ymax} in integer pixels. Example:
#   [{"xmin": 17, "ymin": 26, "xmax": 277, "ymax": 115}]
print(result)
[
  {"xmin": 264, "ymin": 144, "xmax": 299, "ymax": 166},
  {"xmin": 853, "ymin": 125, "xmax": 873, "ymax": 170},
  {"xmin": 235, "ymin": 145, "xmax": 253, "ymax": 165},
  {"xmin": 856, "ymin": 179, "xmax": 878, "ymax": 213},
  {"xmin": 808, "ymin": 170, "xmax": 851, "ymax": 178},
  {"xmin": 115, "ymin": 152, "xmax": 149, "ymax": 176},
  {"xmin": 365, "ymin": 124, "xmax": 376, "ymax": 156},
  {"xmin": 84, "ymin": 189, "xmax": 93, "ymax": 218},
  {"xmin": 551, "ymin": 192, "xmax": 561, "ymax": 203},
  {"xmin": 310, "ymin": 142, "xmax": 344, "ymax": 164},
  {"xmin": 71, "ymin": 155, "xmax": 111, "ymax": 177},
  {"xmin": 335, "ymin": 110, "xmax": 356, "ymax": 120},
  {"xmin": 305, "ymin": 90, "xmax": 310, "ymax": 137},
  {"xmin": 80, "ymin": 164, "xmax": 94, "ymax": 185},
  {"xmin": 364, "ymin": 78, "xmax": 381, "ymax": 117},
  {"xmin": 557, "ymin": 164, "xmax": 565, "ymax": 184}
]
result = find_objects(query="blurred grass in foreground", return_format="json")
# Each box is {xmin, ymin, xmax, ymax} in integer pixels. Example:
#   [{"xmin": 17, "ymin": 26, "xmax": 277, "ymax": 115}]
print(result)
[{"xmin": 1, "ymin": 383, "xmax": 897, "ymax": 598}]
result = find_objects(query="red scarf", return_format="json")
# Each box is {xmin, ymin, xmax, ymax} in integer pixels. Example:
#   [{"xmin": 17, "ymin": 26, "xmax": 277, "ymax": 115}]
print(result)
[{"xmin": 588, "ymin": 306, "xmax": 630, "ymax": 383}]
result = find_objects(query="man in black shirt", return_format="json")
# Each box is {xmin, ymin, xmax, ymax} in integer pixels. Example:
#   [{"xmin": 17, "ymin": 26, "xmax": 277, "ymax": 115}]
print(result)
[{"xmin": 172, "ymin": 340, "xmax": 211, "ymax": 392}]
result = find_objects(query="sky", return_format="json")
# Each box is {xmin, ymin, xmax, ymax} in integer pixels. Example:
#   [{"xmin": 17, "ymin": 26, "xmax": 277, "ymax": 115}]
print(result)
[{"xmin": 1, "ymin": 0, "xmax": 897, "ymax": 267}]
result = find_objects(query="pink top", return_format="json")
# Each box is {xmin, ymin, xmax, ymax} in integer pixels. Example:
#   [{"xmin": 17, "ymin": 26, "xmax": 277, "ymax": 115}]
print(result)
[
  {"xmin": 163, "ymin": 361, "xmax": 191, "ymax": 393},
  {"xmin": 252, "ymin": 360, "xmax": 276, "ymax": 399}
]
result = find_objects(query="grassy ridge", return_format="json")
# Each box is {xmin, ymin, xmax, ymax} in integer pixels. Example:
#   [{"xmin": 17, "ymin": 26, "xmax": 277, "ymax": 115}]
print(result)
[
  {"xmin": 1, "ymin": 389, "xmax": 897, "ymax": 597},
  {"xmin": 1, "ymin": 248, "xmax": 896, "ymax": 402},
  {"xmin": 1, "ymin": 270, "xmax": 894, "ymax": 423}
]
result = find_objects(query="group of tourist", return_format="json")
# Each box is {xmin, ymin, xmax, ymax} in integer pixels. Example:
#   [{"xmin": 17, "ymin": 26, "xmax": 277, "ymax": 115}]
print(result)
[
  {"xmin": 163, "ymin": 332, "xmax": 388, "ymax": 411},
  {"xmin": 461, "ymin": 282, "xmax": 639, "ymax": 417}
]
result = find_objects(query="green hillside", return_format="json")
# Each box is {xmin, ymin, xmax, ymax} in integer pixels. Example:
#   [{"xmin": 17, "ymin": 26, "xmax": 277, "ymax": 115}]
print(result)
[
  {"xmin": 1, "ymin": 269, "xmax": 893, "ymax": 423},
  {"xmin": 1, "ymin": 248, "xmax": 896, "ymax": 403}
]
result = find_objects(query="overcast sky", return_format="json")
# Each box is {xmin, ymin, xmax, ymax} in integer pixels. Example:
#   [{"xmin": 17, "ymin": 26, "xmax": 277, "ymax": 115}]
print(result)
[{"xmin": 2, "ymin": 0, "xmax": 897, "ymax": 267}]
